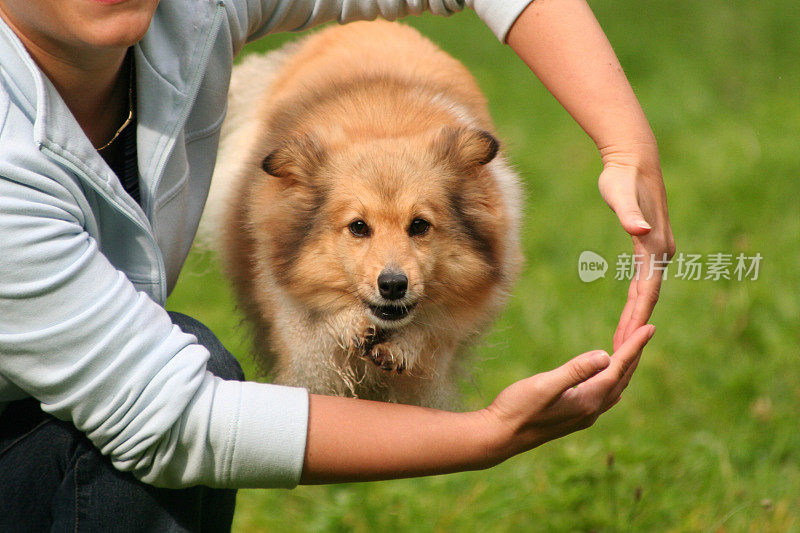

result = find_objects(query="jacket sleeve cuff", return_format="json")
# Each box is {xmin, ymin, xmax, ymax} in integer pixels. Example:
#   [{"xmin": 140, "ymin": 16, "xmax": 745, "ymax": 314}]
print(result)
[
  {"xmin": 472, "ymin": 0, "xmax": 534, "ymax": 42},
  {"xmin": 228, "ymin": 382, "xmax": 309, "ymax": 488}
]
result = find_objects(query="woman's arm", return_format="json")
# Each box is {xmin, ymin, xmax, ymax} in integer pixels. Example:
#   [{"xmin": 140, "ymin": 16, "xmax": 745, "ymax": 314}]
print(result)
[
  {"xmin": 225, "ymin": 1, "xmax": 531, "ymax": 53},
  {"xmin": 301, "ymin": 325, "xmax": 654, "ymax": 483},
  {"xmin": 506, "ymin": 0, "xmax": 676, "ymax": 349},
  {"xmin": 0, "ymin": 169, "xmax": 308, "ymax": 489}
]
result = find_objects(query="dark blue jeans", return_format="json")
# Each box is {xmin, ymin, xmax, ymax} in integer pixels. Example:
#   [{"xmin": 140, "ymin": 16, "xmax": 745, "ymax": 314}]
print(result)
[{"xmin": 0, "ymin": 312, "xmax": 244, "ymax": 533}]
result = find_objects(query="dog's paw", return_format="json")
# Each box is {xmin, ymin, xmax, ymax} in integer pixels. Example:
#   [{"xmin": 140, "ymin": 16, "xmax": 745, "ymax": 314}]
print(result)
[
  {"xmin": 351, "ymin": 325, "xmax": 405, "ymax": 373},
  {"xmin": 366, "ymin": 342, "xmax": 406, "ymax": 374},
  {"xmin": 352, "ymin": 324, "xmax": 382, "ymax": 351}
]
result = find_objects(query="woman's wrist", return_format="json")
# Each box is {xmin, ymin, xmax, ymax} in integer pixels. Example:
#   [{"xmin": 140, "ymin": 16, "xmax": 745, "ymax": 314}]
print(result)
[
  {"xmin": 599, "ymin": 138, "xmax": 662, "ymax": 177},
  {"xmin": 461, "ymin": 408, "xmax": 514, "ymax": 470}
]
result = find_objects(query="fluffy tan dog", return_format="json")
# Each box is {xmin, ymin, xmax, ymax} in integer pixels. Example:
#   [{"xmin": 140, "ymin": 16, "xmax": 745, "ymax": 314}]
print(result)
[{"xmin": 204, "ymin": 21, "xmax": 523, "ymax": 408}]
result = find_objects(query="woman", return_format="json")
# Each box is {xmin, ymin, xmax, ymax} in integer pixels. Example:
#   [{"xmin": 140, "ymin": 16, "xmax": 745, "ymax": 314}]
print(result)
[{"xmin": 0, "ymin": 0, "xmax": 672, "ymax": 530}]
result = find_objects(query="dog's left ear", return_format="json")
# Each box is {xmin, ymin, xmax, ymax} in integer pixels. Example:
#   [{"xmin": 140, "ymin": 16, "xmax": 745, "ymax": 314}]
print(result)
[
  {"xmin": 432, "ymin": 127, "xmax": 499, "ymax": 170},
  {"xmin": 261, "ymin": 134, "xmax": 326, "ymax": 185}
]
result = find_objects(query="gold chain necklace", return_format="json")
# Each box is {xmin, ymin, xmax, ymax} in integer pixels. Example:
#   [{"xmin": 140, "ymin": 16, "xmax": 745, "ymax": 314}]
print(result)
[{"xmin": 96, "ymin": 54, "xmax": 134, "ymax": 152}]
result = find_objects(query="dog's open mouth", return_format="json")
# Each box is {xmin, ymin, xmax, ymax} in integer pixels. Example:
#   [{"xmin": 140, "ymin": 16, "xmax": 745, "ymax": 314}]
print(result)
[{"xmin": 368, "ymin": 302, "xmax": 417, "ymax": 321}]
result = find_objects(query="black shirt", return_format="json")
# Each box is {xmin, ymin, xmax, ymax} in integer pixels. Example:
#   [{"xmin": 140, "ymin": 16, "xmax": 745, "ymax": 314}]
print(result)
[{"xmin": 98, "ymin": 50, "xmax": 140, "ymax": 206}]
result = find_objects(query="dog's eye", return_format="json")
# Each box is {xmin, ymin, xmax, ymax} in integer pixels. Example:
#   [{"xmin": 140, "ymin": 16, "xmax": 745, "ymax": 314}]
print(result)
[
  {"xmin": 349, "ymin": 220, "xmax": 370, "ymax": 237},
  {"xmin": 408, "ymin": 218, "xmax": 430, "ymax": 237}
]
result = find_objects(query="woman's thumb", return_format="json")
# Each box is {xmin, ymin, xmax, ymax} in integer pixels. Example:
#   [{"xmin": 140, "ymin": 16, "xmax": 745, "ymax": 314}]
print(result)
[
  {"xmin": 612, "ymin": 198, "xmax": 651, "ymax": 236},
  {"xmin": 599, "ymin": 170, "xmax": 652, "ymax": 236},
  {"xmin": 545, "ymin": 350, "xmax": 611, "ymax": 393}
]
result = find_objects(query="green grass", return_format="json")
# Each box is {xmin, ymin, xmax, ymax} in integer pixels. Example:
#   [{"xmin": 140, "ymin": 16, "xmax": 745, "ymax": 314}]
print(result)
[{"xmin": 167, "ymin": 2, "xmax": 800, "ymax": 530}]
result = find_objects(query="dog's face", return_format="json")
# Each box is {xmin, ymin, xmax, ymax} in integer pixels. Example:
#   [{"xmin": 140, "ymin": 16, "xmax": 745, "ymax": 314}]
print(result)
[{"xmin": 256, "ymin": 127, "xmax": 509, "ymax": 329}]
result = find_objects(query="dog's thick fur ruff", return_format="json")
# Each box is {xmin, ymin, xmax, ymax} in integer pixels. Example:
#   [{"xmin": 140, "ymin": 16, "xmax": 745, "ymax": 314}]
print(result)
[{"xmin": 201, "ymin": 21, "xmax": 523, "ymax": 408}]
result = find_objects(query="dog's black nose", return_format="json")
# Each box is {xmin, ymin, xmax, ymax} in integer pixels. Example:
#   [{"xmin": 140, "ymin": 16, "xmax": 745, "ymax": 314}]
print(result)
[{"xmin": 377, "ymin": 271, "xmax": 407, "ymax": 300}]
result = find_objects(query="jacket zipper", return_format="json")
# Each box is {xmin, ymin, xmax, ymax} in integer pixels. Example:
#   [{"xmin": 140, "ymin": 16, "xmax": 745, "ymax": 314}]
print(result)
[{"xmin": 144, "ymin": 1, "xmax": 225, "ymax": 302}]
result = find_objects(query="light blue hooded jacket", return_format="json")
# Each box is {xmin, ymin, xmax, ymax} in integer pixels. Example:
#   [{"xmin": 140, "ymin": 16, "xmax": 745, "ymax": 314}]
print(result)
[{"xmin": 0, "ymin": 0, "xmax": 531, "ymax": 489}]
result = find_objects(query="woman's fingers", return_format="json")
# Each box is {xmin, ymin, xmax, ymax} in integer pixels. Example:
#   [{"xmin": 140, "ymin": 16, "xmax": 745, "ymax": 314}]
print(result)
[
  {"xmin": 610, "ymin": 324, "xmax": 654, "ymax": 380},
  {"xmin": 600, "ymin": 394, "xmax": 623, "ymax": 415},
  {"xmin": 583, "ymin": 324, "xmax": 655, "ymax": 398},
  {"xmin": 489, "ymin": 326, "xmax": 653, "ymax": 454},
  {"xmin": 621, "ymin": 267, "xmax": 663, "ymax": 341},
  {"xmin": 555, "ymin": 333, "xmax": 646, "ymax": 431},
  {"xmin": 600, "ymin": 164, "xmax": 674, "ymax": 346},
  {"xmin": 613, "ymin": 279, "xmax": 638, "ymax": 350},
  {"xmin": 607, "ymin": 349, "xmax": 643, "ymax": 403},
  {"xmin": 538, "ymin": 349, "xmax": 611, "ymax": 397}
]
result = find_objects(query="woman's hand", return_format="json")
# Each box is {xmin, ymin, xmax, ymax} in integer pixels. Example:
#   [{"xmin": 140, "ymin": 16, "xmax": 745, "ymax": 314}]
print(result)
[
  {"xmin": 598, "ymin": 152, "xmax": 675, "ymax": 349},
  {"xmin": 479, "ymin": 324, "xmax": 655, "ymax": 464},
  {"xmin": 506, "ymin": 1, "xmax": 675, "ymax": 348}
]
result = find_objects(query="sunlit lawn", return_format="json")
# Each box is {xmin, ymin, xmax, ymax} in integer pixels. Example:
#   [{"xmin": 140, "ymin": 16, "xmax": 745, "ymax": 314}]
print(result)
[{"xmin": 167, "ymin": 1, "xmax": 800, "ymax": 530}]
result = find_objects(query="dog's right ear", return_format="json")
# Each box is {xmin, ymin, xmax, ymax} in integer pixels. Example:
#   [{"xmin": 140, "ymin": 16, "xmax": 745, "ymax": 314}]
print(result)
[
  {"xmin": 261, "ymin": 134, "xmax": 326, "ymax": 184},
  {"xmin": 431, "ymin": 127, "xmax": 499, "ymax": 171}
]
